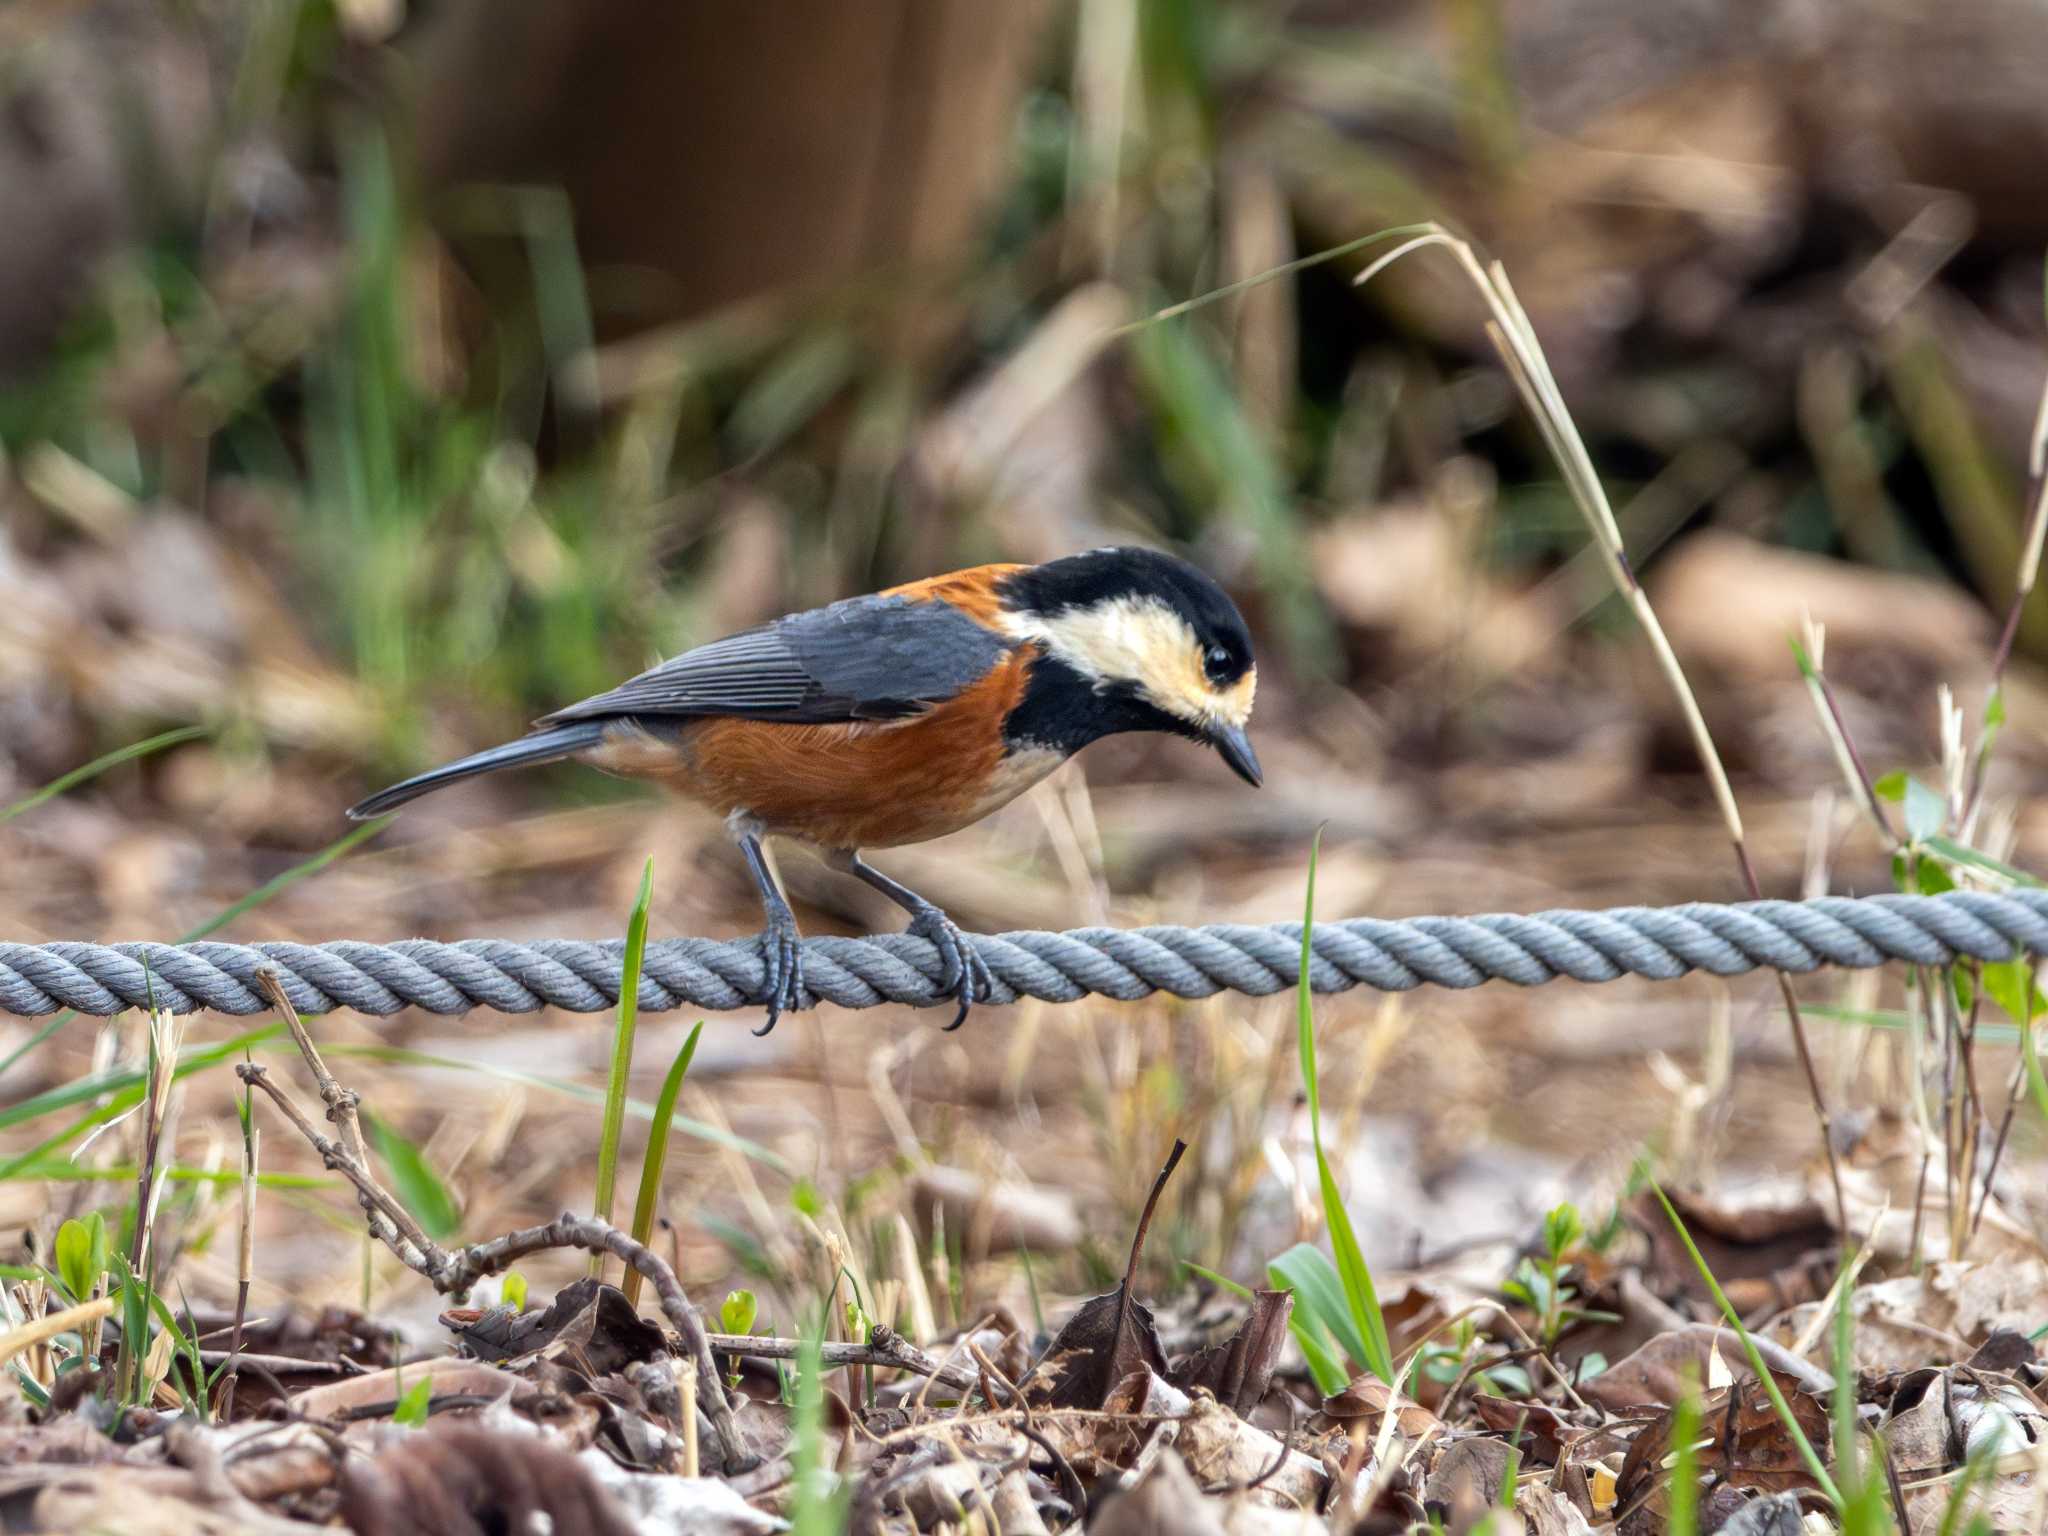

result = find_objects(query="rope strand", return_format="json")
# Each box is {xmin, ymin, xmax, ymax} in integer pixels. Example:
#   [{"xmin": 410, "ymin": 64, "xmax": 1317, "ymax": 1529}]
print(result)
[{"xmin": 4, "ymin": 889, "xmax": 2045, "ymax": 1018}]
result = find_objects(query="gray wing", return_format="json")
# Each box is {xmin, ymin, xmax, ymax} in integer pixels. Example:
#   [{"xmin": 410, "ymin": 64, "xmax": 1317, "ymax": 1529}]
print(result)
[{"xmin": 536, "ymin": 592, "xmax": 1014, "ymax": 726}]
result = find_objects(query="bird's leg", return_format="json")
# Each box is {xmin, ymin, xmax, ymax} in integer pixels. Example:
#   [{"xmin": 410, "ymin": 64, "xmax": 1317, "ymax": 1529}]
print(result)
[
  {"xmin": 827, "ymin": 850, "xmax": 993, "ymax": 1030},
  {"xmin": 730, "ymin": 814, "xmax": 804, "ymax": 1036}
]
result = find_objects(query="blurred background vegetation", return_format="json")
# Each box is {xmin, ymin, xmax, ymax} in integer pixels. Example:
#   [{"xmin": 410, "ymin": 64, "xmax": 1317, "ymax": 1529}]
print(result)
[
  {"xmin": 9, "ymin": 0, "xmax": 2048, "ymax": 1400},
  {"xmin": 7, "ymin": 0, "xmax": 2048, "ymax": 847}
]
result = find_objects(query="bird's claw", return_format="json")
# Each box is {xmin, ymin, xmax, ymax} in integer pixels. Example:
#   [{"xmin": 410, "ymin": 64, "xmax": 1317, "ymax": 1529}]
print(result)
[
  {"xmin": 753, "ymin": 908, "xmax": 806, "ymax": 1037},
  {"xmin": 906, "ymin": 906, "xmax": 994, "ymax": 1030}
]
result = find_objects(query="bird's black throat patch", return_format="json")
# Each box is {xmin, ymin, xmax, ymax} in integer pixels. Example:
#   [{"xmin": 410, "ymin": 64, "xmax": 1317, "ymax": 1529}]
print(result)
[{"xmin": 1002, "ymin": 653, "xmax": 1203, "ymax": 758}]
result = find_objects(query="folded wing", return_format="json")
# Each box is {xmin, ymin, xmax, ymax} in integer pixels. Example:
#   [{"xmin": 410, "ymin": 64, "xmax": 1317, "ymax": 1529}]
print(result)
[{"xmin": 538, "ymin": 592, "xmax": 1014, "ymax": 726}]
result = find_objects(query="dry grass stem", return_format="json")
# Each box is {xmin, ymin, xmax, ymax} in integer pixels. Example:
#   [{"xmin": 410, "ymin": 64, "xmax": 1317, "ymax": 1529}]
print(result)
[{"xmin": 1352, "ymin": 221, "xmax": 1849, "ymax": 1235}]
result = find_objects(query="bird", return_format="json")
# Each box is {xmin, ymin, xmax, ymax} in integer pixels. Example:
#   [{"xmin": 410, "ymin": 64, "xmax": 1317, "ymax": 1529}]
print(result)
[{"xmin": 347, "ymin": 546, "xmax": 1262, "ymax": 1034}]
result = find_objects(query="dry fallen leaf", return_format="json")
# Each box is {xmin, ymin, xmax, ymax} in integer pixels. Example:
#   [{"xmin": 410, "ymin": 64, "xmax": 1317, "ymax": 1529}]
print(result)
[
  {"xmin": 1615, "ymin": 1368, "xmax": 1832, "ymax": 1534},
  {"xmin": 1167, "ymin": 1288, "xmax": 1293, "ymax": 1416}
]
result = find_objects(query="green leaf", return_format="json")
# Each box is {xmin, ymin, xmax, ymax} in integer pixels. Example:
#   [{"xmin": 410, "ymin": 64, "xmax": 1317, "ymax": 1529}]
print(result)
[
  {"xmin": 1904, "ymin": 777, "xmax": 1946, "ymax": 842},
  {"xmin": 54, "ymin": 1220, "xmax": 96, "ymax": 1302},
  {"xmin": 1542, "ymin": 1203, "xmax": 1582, "ymax": 1261},
  {"xmin": 1915, "ymin": 857, "xmax": 1957, "ymax": 896},
  {"xmin": 1985, "ymin": 688, "xmax": 2007, "ymax": 729},
  {"xmin": 1979, "ymin": 961, "xmax": 2047, "ymax": 1023},
  {"xmin": 502, "ymin": 1271, "xmax": 528, "ymax": 1313},
  {"xmin": 591, "ymin": 859, "xmax": 654, "ymax": 1269},
  {"xmin": 1295, "ymin": 832, "xmax": 1396, "ymax": 1384},
  {"xmin": 1268, "ymin": 1243, "xmax": 1368, "ymax": 1379},
  {"xmin": 1129, "ymin": 318, "xmax": 1335, "ymax": 672},
  {"xmin": 392, "ymin": 1374, "xmax": 433, "ymax": 1426},
  {"xmin": 721, "ymin": 1289, "xmax": 759, "ymax": 1337},
  {"xmin": 364, "ymin": 1114, "xmax": 460, "ymax": 1241},
  {"xmin": 1872, "ymin": 770, "xmax": 1908, "ymax": 802},
  {"xmin": 1287, "ymin": 1305, "xmax": 1350, "ymax": 1396},
  {"xmin": 622, "ymin": 1021, "xmax": 702, "ymax": 1310}
]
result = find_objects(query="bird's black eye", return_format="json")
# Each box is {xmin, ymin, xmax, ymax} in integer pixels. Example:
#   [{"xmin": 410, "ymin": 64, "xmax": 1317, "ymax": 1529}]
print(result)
[{"xmin": 1203, "ymin": 644, "xmax": 1235, "ymax": 683}]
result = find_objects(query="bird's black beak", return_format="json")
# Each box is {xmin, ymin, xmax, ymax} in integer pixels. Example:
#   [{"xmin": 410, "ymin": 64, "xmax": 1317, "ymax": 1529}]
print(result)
[{"xmin": 1208, "ymin": 723, "xmax": 1262, "ymax": 787}]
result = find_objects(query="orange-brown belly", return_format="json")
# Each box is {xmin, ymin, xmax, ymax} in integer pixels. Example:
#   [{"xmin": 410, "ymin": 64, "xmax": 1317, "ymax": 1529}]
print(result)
[{"xmin": 587, "ymin": 651, "xmax": 1063, "ymax": 849}]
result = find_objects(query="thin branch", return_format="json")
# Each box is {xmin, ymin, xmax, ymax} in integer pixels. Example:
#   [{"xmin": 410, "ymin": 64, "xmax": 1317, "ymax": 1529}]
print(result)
[
  {"xmin": 241, "ymin": 967, "xmax": 754, "ymax": 1472},
  {"xmin": 705, "ymin": 1326, "xmax": 980, "ymax": 1394}
]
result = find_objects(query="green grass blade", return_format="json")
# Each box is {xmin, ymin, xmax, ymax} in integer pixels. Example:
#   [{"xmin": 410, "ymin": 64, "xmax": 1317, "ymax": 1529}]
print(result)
[
  {"xmin": 590, "ymin": 859, "xmax": 654, "ymax": 1273},
  {"xmin": 1181, "ymin": 1260, "xmax": 1253, "ymax": 1299},
  {"xmin": 1668, "ymin": 1388, "xmax": 1701, "ymax": 1536},
  {"xmin": 179, "ymin": 818, "xmax": 391, "ymax": 942},
  {"xmin": 1296, "ymin": 830, "xmax": 1396, "ymax": 1383},
  {"xmin": 622, "ymin": 1020, "xmax": 702, "ymax": 1309},
  {"xmin": 790, "ymin": 1317, "xmax": 850, "ymax": 1534},
  {"xmin": 0, "ymin": 726, "xmax": 209, "ymax": 825},
  {"xmin": 1289, "ymin": 1311, "xmax": 1351, "ymax": 1397},
  {"xmin": 0, "ymin": 1023, "xmax": 284, "ymax": 1137},
  {"xmin": 1921, "ymin": 834, "xmax": 2041, "ymax": 888},
  {"xmin": 3, "ymin": 1161, "xmax": 325, "ymax": 1190},
  {"xmin": 1831, "ymin": 1241, "xmax": 1893, "ymax": 1536},
  {"xmin": 315, "ymin": 1041, "xmax": 785, "ymax": 1170},
  {"xmin": 2021, "ymin": 978, "xmax": 2048, "ymax": 1128},
  {"xmin": 365, "ymin": 1112, "xmax": 461, "ymax": 1240},
  {"xmin": 1650, "ymin": 1179, "xmax": 1839, "ymax": 1506},
  {"xmin": 1268, "ymin": 1242, "xmax": 1370, "ymax": 1378},
  {"xmin": 0, "ymin": 1023, "xmax": 285, "ymax": 1184}
]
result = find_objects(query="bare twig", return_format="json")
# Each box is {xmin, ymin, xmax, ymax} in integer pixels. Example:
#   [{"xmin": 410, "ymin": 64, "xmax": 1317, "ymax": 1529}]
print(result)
[
  {"xmin": 705, "ymin": 1326, "xmax": 981, "ymax": 1394},
  {"xmin": 240, "ymin": 968, "xmax": 754, "ymax": 1472},
  {"xmin": 196, "ymin": 1350, "xmax": 353, "ymax": 1378},
  {"xmin": 1971, "ymin": 970, "xmax": 2035, "ymax": 1243}
]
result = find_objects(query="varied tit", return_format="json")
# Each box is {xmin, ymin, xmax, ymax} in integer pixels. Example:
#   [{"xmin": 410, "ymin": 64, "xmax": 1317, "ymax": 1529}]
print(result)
[{"xmin": 349, "ymin": 546, "xmax": 1262, "ymax": 1034}]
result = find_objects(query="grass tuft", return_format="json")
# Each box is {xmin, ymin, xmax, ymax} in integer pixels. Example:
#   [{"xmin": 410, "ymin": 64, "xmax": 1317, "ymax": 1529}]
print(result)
[
  {"xmin": 1278, "ymin": 829, "xmax": 1396, "ymax": 1387},
  {"xmin": 591, "ymin": 858, "xmax": 655, "ymax": 1278},
  {"xmin": 623, "ymin": 1020, "xmax": 703, "ymax": 1309}
]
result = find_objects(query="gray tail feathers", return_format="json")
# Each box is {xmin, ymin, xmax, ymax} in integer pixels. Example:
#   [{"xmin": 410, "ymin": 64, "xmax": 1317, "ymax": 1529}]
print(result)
[{"xmin": 346, "ymin": 721, "xmax": 609, "ymax": 820}]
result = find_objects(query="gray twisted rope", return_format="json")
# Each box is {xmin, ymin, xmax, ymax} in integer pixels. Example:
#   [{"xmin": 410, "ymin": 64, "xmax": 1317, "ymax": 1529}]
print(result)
[{"xmin": 4, "ymin": 889, "xmax": 2047, "ymax": 1019}]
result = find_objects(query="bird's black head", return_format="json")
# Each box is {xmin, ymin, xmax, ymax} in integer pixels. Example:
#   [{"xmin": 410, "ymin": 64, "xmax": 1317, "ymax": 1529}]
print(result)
[{"xmin": 997, "ymin": 547, "xmax": 1261, "ymax": 785}]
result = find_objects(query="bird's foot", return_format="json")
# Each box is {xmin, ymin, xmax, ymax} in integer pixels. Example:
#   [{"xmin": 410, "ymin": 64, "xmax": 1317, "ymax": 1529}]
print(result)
[
  {"xmin": 753, "ymin": 905, "xmax": 806, "ymax": 1037},
  {"xmin": 905, "ymin": 904, "xmax": 994, "ymax": 1030}
]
